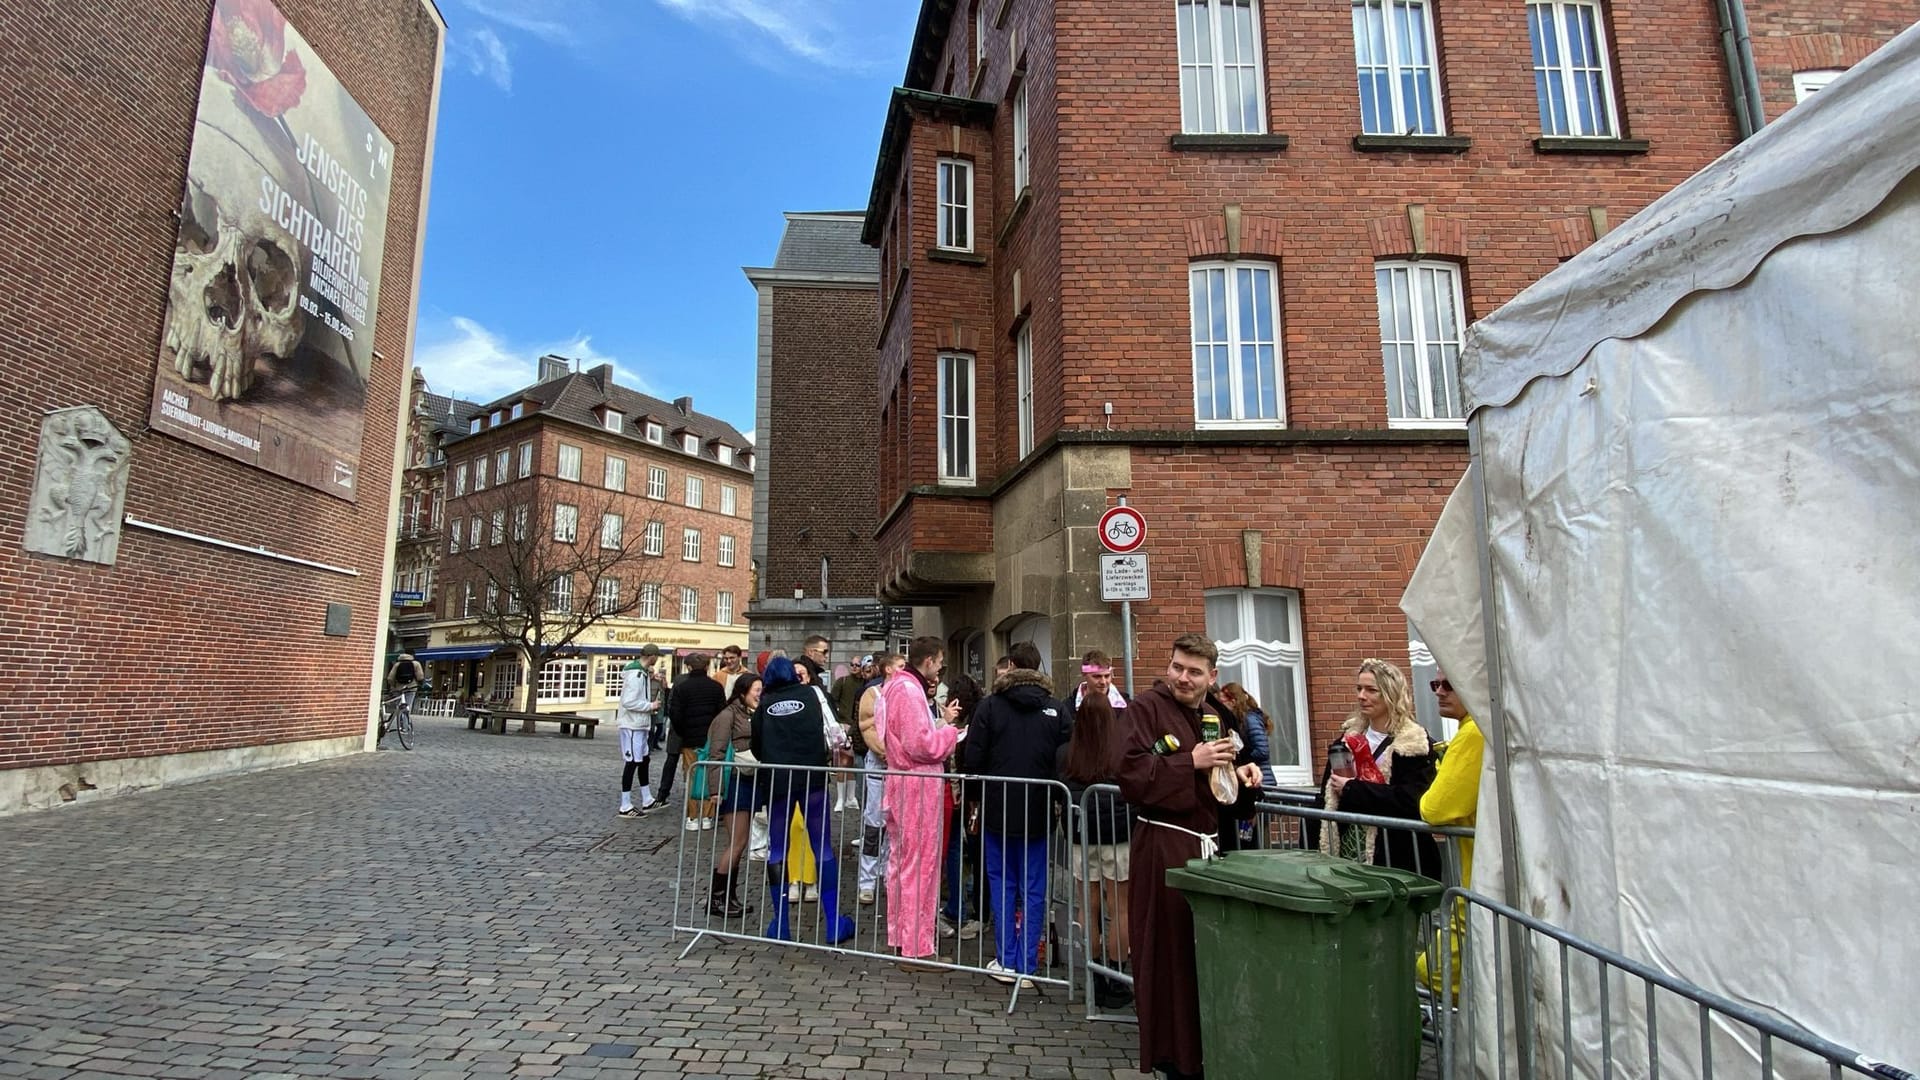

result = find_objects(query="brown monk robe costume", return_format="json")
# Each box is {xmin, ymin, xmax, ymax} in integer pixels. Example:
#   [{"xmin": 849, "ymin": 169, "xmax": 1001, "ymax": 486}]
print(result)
[{"xmin": 1118, "ymin": 680, "xmax": 1261, "ymax": 1079}]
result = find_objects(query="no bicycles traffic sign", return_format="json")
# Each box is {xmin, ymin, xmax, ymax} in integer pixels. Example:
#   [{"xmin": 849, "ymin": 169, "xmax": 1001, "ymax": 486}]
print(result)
[{"xmin": 1099, "ymin": 506, "xmax": 1147, "ymax": 553}]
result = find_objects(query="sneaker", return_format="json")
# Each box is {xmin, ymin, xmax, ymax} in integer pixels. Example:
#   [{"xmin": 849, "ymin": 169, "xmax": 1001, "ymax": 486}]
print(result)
[
  {"xmin": 938, "ymin": 917, "xmax": 957, "ymax": 939},
  {"xmin": 700, "ymin": 818, "xmax": 715, "ymax": 831},
  {"xmin": 617, "ymin": 805, "xmax": 638, "ymax": 818},
  {"xmin": 635, "ymin": 800, "xmax": 663, "ymax": 815},
  {"xmin": 958, "ymin": 919, "xmax": 983, "ymax": 940},
  {"xmin": 684, "ymin": 818, "xmax": 701, "ymax": 832},
  {"xmin": 787, "ymin": 884, "xmax": 803, "ymax": 903},
  {"xmin": 858, "ymin": 888, "xmax": 876, "ymax": 906},
  {"xmin": 984, "ymin": 960, "xmax": 1034, "ymax": 989},
  {"xmin": 850, "ymin": 837, "xmax": 863, "ymax": 848},
  {"xmin": 803, "ymin": 885, "xmax": 819, "ymax": 903}
]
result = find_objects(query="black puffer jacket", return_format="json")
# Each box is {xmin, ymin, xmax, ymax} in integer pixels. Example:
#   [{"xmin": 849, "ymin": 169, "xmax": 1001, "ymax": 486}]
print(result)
[
  {"xmin": 668, "ymin": 673, "xmax": 725, "ymax": 743},
  {"xmin": 962, "ymin": 669, "xmax": 1073, "ymax": 839}
]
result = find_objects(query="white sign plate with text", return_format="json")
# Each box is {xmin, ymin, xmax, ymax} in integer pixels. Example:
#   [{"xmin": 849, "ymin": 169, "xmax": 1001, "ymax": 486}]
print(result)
[{"xmin": 1100, "ymin": 553, "xmax": 1150, "ymax": 602}]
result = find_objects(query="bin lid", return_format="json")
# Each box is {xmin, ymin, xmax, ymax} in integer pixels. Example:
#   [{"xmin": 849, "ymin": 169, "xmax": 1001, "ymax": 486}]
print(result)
[{"xmin": 1166, "ymin": 850, "xmax": 1444, "ymax": 915}]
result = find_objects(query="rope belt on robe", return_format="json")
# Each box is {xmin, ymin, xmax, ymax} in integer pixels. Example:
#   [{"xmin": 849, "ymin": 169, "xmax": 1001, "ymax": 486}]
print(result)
[{"xmin": 1139, "ymin": 816, "xmax": 1219, "ymax": 861}]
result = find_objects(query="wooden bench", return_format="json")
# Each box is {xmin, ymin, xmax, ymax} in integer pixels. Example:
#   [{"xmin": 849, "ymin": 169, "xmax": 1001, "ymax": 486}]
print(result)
[{"xmin": 465, "ymin": 707, "xmax": 598, "ymax": 738}]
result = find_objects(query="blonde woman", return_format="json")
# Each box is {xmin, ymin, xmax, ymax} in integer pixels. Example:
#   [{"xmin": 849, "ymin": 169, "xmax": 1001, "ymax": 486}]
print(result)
[{"xmin": 1318, "ymin": 658, "xmax": 1441, "ymax": 878}]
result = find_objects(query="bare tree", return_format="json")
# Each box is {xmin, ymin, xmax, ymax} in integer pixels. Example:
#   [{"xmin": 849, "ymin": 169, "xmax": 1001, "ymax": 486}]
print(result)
[{"xmin": 444, "ymin": 482, "xmax": 665, "ymax": 712}]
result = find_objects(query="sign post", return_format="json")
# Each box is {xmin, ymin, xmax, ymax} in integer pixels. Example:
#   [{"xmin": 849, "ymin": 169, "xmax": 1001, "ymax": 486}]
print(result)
[{"xmin": 1099, "ymin": 500, "xmax": 1149, "ymax": 695}]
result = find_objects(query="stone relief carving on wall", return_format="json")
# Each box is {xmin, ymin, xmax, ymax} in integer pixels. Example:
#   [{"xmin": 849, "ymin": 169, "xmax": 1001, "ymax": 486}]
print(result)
[{"xmin": 25, "ymin": 407, "xmax": 131, "ymax": 565}]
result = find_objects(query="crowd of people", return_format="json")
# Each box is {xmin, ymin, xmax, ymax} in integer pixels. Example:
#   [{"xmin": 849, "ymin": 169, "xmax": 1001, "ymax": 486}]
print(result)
[{"xmin": 605, "ymin": 633, "xmax": 1481, "ymax": 1080}]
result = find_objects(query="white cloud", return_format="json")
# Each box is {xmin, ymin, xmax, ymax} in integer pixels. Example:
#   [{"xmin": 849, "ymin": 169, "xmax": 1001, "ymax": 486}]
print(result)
[
  {"xmin": 652, "ymin": 0, "xmax": 891, "ymax": 72},
  {"xmin": 414, "ymin": 317, "xmax": 653, "ymax": 403},
  {"xmin": 460, "ymin": 0, "xmax": 580, "ymax": 45},
  {"xmin": 448, "ymin": 26, "xmax": 513, "ymax": 91}
]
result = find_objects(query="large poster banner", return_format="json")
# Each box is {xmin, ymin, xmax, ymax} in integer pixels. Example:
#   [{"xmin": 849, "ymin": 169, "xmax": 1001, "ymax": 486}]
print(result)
[{"xmin": 153, "ymin": 0, "xmax": 395, "ymax": 499}]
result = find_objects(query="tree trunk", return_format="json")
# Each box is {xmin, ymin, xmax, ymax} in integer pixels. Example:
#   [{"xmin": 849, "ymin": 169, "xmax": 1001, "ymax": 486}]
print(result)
[{"xmin": 519, "ymin": 650, "xmax": 537, "ymax": 713}]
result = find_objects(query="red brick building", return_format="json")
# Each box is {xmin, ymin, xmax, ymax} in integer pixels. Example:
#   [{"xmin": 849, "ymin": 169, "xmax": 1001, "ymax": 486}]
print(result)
[
  {"xmin": 0, "ymin": 0, "xmax": 443, "ymax": 812},
  {"xmin": 861, "ymin": 0, "xmax": 1912, "ymax": 785},
  {"xmin": 390, "ymin": 371, "xmax": 481, "ymax": 657},
  {"xmin": 743, "ymin": 214, "xmax": 909, "ymax": 662},
  {"xmin": 427, "ymin": 356, "xmax": 755, "ymax": 716}
]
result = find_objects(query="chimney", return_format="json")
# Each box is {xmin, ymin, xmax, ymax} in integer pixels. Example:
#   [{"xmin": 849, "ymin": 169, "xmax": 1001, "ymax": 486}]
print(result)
[
  {"xmin": 673, "ymin": 395, "xmax": 693, "ymax": 416},
  {"xmin": 588, "ymin": 362, "xmax": 614, "ymax": 385},
  {"xmin": 537, "ymin": 354, "xmax": 572, "ymax": 382}
]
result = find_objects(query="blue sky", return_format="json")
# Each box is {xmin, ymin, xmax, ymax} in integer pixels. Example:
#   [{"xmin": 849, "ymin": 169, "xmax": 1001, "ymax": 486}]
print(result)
[{"xmin": 413, "ymin": 0, "xmax": 920, "ymax": 437}]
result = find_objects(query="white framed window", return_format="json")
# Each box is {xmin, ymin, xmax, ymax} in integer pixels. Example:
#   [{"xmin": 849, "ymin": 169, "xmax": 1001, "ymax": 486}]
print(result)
[
  {"xmin": 937, "ymin": 351, "xmax": 976, "ymax": 482},
  {"xmin": 682, "ymin": 528, "xmax": 701, "ymax": 562},
  {"xmin": 484, "ymin": 581, "xmax": 498, "ymax": 613},
  {"xmin": 639, "ymin": 583, "xmax": 661, "ymax": 620},
  {"xmin": 601, "ymin": 658, "xmax": 627, "ymax": 695},
  {"xmin": 1177, "ymin": 0, "xmax": 1266, "ymax": 135},
  {"xmin": 507, "ymin": 586, "xmax": 522, "ymax": 614},
  {"xmin": 549, "ymin": 574, "xmax": 573, "ymax": 613},
  {"xmin": 510, "ymin": 402, "xmax": 525, "ymax": 420},
  {"xmin": 1793, "ymin": 68, "xmax": 1841, "ymax": 102},
  {"xmin": 491, "ymin": 659, "xmax": 522, "ymax": 695},
  {"xmin": 1190, "ymin": 260, "xmax": 1284, "ymax": 426},
  {"xmin": 511, "ymin": 504, "xmax": 528, "ymax": 542},
  {"xmin": 490, "ymin": 409, "xmax": 505, "ymax": 426},
  {"xmin": 1376, "ymin": 260, "xmax": 1465, "ymax": 425},
  {"xmin": 468, "ymin": 417, "xmax": 481, "ymax": 435},
  {"xmin": 682, "ymin": 433, "xmax": 699, "ymax": 455},
  {"xmin": 1353, "ymin": 0, "xmax": 1444, "ymax": 135},
  {"xmin": 646, "ymin": 421, "xmax": 664, "ymax": 444},
  {"xmin": 553, "ymin": 503, "xmax": 578, "ymax": 542},
  {"xmin": 1016, "ymin": 324, "xmax": 1034, "ymax": 457},
  {"xmin": 432, "ymin": 496, "xmax": 443, "ymax": 531},
  {"xmin": 494, "ymin": 449, "xmax": 510, "ymax": 482},
  {"xmin": 680, "ymin": 586, "xmax": 698, "ymax": 624},
  {"xmin": 718, "ymin": 534, "xmax": 736, "ymax": 567},
  {"xmin": 720, "ymin": 485, "xmax": 737, "ymax": 516},
  {"xmin": 1206, "ymin": 587, "xmax": 1311, "ymax": 784},
  {"xmin": 449, "ymin": 518, "xmax": 463, "ymax": 554},
  {"xmin": 1528, "ymin": 0, "xmax": 1618, "ymax": 137},
  {"xmin": 717, "ymin": 445, "xmax": 733, "ymax": 466},
  {"xmin": 517, "ymin": 441, "xmax": 532, "ymax": 478},
  {"xmin": 596, "ymin": 576, "xmax": 620, "ymax": 615},
  {"xmin": 1012, "ymin": 80, "xmax": 1031, "ymax": 193},
  {"xmin": 453, "ymin": 462, "xmax": 467, "ymax": 496},
  {"xmin": 557, "ymin": 443, "xmax": 582, "ymax": 482},
  {"xmin": 643, "ymin": 520, "xmax": 664, "ymax": 556},
  {"xmin": 605, "ymin": 455, "xmax": 627, "ymax": 492},
  {"xmin": 937, "ymin": 159, "xmax": 974, "ymax": 251},
  {"xmin": 601, "ymin": 512, "xmax": 624, "ymax": 550},
  {"xmin": 603, "ymin": 410, "xmax": 624, "ymax": 433},
  {"xmin": 462, "ymin": 582, "xmax": 474, "ymax": 617},
  {"xmin": 716, "ymin": 590, "xmax": 734, "ymax": 626},
  {"xmin": 468, "ymin": 515, "xmax": 482, "ymax": 549},
  {"xmin": 975, "ymin": 0, "xmax": 988, "ymax": 67},
  {"xmin": 647, "ymin": 465, "xmax": 667, "ymax": 500},
  {"xmin": 537, "ymin": 657, "xmax": 589, "ymax": 703},
  {"xmin": 489, "ymin": 509, "xmax": 505, "ymax": 546},
  {"xmin": 473, "ymin": 455, "xmax": 487, "ymax": 490},
  {"xmin": 685, "ymin": 476, "xmax": 704, "ymax": 509}
]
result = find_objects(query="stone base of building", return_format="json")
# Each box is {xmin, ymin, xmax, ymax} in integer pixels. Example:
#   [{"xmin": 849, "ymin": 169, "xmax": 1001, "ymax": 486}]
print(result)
[{"xmin": 0, "ymin": 733, "xmax": 367, "ymax": 817}]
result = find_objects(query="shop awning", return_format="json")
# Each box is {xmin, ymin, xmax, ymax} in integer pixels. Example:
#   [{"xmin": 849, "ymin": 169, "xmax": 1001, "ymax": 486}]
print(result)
[{"xmin": 414, "ymin": 645, "xmax": 501, "ymax": 661}]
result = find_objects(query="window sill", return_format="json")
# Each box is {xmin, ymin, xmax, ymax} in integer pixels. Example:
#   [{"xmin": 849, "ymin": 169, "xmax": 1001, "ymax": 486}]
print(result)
[
  {"xmin": 1386, "ymin": 418, "xmax": 1468, "ymax": 431},
  {"xmin": 1353, "ymin": 133, "xmax": 1471, "ymax": 153},
  {"xmin": 996, "ymin": 187, "xmax": 1033, "ymax": 248},
  {"xmin": 1170, "ymin": 133, "xmax": 1290, "ymax": 152},
  {"xmin": 928, "ymin": 247, "xmax": 987, "ymax": 266},
  {"xmin": 1534, "ymin": 136, "xmax": 1650, "ymax": 155}
]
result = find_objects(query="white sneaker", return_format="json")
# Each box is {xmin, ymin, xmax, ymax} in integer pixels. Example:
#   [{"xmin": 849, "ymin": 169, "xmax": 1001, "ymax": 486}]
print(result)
[
  {"xmin": 858, "ymin": 888, "xmax": 876, "ymax": 905},
  {"xmin": 850, "ymin": 837, "xmax": 863, "ymax": 848},
  {"xmin": 787, "ymin": 884, "xmax": 803, "ymax": 903},
  {"xmin": 803, "ymin": 885, "xmax": 820, "ymax": 903},
  {"xmin": 959, "ymin": 919, "xmax": 983, "ymax": 940},
  {"xmin": 700, "ymin": 818, "xmax": 714, "ymax": 831},
  {"xmin": 984, "ymin": 960, "xmax": 1033, "ymax": 988},
  {"xmin": 938, "ymin": 917, "xmax": 957, "ymax": 939},
  {"xmin": 684, "ymin": 818, "xmax": 701, "ymax": 832}
]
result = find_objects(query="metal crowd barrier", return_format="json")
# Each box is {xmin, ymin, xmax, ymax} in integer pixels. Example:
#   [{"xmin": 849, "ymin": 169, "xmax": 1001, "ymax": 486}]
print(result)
[
  {"xmin": 1442, "ymin": 890, "xmax": 1915, "ymax": 1080},
  {"xmin": 1072, "ymin": 783, "xmax": 1474, "ymax": 1038},
  {"xmin": 672, "ymin": 760, "xmax": 1077, "ymax": 1014}
]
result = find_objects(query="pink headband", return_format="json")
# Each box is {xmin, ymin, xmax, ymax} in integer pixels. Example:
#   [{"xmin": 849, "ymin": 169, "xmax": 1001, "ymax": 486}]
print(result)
[{"xmin": 1081, "ymin": 664, "xmax": 1112, "ymax": 674}]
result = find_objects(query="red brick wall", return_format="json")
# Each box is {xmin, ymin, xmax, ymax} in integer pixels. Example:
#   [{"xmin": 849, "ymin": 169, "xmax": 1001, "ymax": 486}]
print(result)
[
  {"xmin": 0, "ymin": 1, "xmax": 439, "ymax": 771},
  {"xmin": 763, "ymin": 286, "xmax": 880, "ymax": 601},
  {"xmin": 439, "ymin": 421, "xmax": 754, "ymax": 622},
  {"xmin": 1741, "ymin": 3, "xmax": 1918, "ymax": 117}
]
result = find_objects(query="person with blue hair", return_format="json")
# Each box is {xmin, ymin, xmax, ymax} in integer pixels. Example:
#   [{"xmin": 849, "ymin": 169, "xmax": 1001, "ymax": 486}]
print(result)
[{"xmin": 749, "ymin": 655, "xmax": 855, "ymax": 943}]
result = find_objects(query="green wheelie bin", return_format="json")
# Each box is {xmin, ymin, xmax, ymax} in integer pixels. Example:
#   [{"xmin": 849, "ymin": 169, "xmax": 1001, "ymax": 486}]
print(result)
[{"xmin": 1166, "ymin": 849, "xmax": 1444, "ymax": 1079}]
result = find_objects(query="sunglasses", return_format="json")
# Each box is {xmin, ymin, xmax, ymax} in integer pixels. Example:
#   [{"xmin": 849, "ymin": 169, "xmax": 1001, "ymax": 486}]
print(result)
[{"xmin": 1429, "ymin": 679, "xmax": 1453, "ymax": 693}]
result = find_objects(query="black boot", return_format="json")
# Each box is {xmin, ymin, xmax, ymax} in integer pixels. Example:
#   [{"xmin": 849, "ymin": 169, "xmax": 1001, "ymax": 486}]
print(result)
[
  {"xmin": 1094, "ymin": 973, "xmax": 1135, "ymax": 1008},
  {"xmin": 707, "ymin": 872, "xmax": 745, "ymax": 918}
]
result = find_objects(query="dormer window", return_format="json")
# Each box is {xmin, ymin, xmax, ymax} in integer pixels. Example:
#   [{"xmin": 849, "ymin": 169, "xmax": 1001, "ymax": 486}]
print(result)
[
  {"xmin": 603, "ymin": 410, "xmax": 624, "ymax": 434},
  {"xmin": 510, "ymin": 402, "xmax": 525, "ymax": 420},
  {"xmin": 741, "ymin": 451, "xmax": 754, "ymax": 472},
  {"xmin": 468, "ymin": 417, "xmax": 481, "ymax": 434},
  {"xmin": 490, "ymin": 409, "xmax": 505, "ymax": 426},
  {"xmin": 717, "ymin": 445, "xmax": 733, "ymax": 466},
  {"xmin": 682, "ymin": 433, "xmax": 699, "ymax": 455},
  {"xmin": 646, "ymin": 421, "xmax": 664, "ymax": 444}
]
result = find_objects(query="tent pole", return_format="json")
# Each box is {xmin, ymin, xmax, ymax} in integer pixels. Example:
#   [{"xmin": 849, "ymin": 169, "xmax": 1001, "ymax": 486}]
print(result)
[{"xmin": 1467, "ymin": 421, "xmax": 1535, "ymax": 1074}]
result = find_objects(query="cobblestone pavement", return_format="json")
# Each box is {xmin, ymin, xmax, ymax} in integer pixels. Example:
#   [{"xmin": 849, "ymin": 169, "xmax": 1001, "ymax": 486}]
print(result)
[{"xmin": 0, "ymin": 719, "xmax": 1147, "ymax": 1079}]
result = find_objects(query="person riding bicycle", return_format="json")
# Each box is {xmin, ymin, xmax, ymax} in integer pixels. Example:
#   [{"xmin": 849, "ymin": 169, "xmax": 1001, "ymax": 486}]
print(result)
[{"xmin": 386, "ymin": 651, "xmax": 426, "ymax": 713}]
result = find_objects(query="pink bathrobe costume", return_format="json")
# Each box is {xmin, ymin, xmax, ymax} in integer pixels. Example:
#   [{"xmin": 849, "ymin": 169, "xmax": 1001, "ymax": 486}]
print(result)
[{"xmin": 881, "ymin": 667, "xmax": 958, "ymax": 958}]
